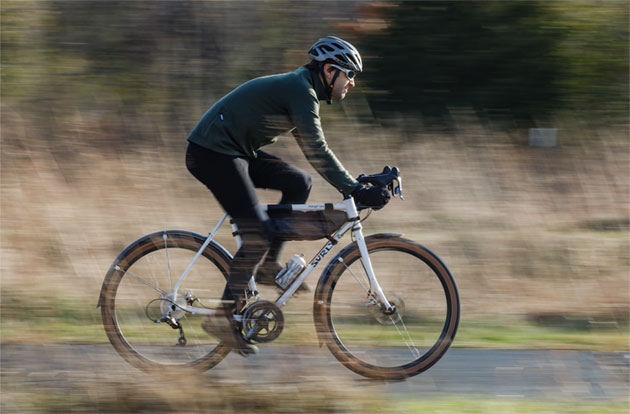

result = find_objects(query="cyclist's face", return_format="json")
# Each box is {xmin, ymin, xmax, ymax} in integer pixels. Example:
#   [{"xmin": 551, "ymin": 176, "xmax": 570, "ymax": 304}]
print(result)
[{"xmin": 324, "ymin": 64, "xmax": 355, "ymax": 100}]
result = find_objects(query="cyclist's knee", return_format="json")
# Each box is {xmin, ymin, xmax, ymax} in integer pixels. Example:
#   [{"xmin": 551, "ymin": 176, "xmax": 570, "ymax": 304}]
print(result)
[
  {"xmin": 283, "ymin": 171, "xmax": 312, "ymax": 203},
  {"xmin": 301, "ymin": 173, "xmax": 313, "ymax": 195}
]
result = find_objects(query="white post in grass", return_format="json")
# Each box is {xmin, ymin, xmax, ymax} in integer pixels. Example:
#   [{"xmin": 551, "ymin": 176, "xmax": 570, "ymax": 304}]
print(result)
[{"xmin": 529, "ymin": 128, "xmax": 557, "ymax": 147}]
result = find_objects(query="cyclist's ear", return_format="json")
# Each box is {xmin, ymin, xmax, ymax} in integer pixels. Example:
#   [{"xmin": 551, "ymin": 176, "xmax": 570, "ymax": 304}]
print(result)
[{"xmin": 323, "ymin": 64, "xmax": 337, "ymax": 82}]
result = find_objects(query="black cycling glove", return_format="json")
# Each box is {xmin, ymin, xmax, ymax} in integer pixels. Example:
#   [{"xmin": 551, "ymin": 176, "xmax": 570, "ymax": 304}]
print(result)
[{"xmin": 350, "ymin": 185, "xmax": 391, "ymax": 209}]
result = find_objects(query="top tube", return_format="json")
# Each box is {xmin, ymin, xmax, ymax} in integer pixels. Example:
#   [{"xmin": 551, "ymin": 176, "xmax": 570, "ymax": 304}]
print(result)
[
  {"xmin": 261, "ymin": 202, "xmax": 348, "ymax": 212},
  {"xmin": 262, "ymin": 197, "xmax": 360, "ymax": 221}
]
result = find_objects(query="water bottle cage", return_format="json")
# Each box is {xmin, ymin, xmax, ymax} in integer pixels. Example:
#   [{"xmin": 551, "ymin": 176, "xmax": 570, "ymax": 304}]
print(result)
[{"xmin": 275, "ymin": 255, "xmax": 306, "ymax": 290}]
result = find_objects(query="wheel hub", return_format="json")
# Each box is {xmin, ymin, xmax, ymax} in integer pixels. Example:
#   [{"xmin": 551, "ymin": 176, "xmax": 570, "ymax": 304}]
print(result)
[
  {"xmin": 160, "ymin": 289, "xmax": 188, "ymax": 320},
  {"xmin": 368, "ymin": 293, "xmax": 405, "ymax": 325}
]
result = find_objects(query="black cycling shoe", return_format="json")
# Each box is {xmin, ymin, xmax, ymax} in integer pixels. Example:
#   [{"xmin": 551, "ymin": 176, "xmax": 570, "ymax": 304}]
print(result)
[
  {"xmin": 255, "ymin": 261, "xmax": 311, "ymax": 293},
  {"xmin": 201, "ymin": 308, "xmax": 258, "ymax": 357},
  {"xmin": 255, "ymin": 261, "xmax": 282, "ymax": 286}
]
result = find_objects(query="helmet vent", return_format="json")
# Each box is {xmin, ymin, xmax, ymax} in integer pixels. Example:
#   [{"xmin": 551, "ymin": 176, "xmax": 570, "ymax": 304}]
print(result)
[
  {"xmin": 335, "ymin": 54, "xmax": 348, "ymax": 64},
  {"xmin": 307, "ymin": 36, "xmax": 362, "ymax": 73}
]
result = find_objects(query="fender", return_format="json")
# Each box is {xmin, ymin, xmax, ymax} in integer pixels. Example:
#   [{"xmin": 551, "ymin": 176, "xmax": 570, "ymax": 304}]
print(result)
[{"xmin": 96, "ymin": 230, "xmax": 232, "ymax": 308}]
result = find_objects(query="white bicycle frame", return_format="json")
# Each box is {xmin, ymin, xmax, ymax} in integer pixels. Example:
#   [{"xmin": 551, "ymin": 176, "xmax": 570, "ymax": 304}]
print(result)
[{"xmin": 168, "ymin": 196, "xmax": 393, "ymax": 319}]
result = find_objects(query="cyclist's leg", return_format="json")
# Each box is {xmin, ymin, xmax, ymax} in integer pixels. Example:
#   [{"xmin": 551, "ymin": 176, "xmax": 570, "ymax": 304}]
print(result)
[
  {"xmin": 249, "ymin": 150, "xmax": 312, "ymax": 271},
  {"xmin": 186, "ymin": 142, "xmax": 273, "ymax": 304},
  {"xmin": 249, "ymin": 150, "xmax": 312, "ymax": 204}
]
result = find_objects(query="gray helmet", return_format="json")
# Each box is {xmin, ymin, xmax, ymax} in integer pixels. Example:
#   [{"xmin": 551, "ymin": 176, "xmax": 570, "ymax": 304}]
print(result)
[{"xmin": 308, "ymin": 36, "xmax": 363, "ymax": 72}]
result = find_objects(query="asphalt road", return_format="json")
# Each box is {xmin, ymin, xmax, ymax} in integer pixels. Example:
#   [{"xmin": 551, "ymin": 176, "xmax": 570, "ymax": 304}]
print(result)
[{"xmin": 2, "ymin": 344, "xmax": 628, "ymax": 401}]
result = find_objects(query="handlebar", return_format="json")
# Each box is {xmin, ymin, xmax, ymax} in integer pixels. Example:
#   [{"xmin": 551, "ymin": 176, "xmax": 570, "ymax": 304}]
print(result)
[{"xmin": 356, "ymin": 166, "xmax": 404, "ymax": 201}]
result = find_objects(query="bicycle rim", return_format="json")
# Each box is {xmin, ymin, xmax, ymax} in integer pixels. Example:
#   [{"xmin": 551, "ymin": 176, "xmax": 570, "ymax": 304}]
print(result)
[
  {"xmin": 316, "ymin": 237, "xmax": 459, "ymax": 380},
  {"xmin": 101, "ymin": 231, "xmax": 231, "ymax": 371}
]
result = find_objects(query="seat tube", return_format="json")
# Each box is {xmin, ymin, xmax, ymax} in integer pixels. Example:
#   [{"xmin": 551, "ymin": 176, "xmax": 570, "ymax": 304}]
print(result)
[{"xmin": 231, "ymin": 220, "xmax": 243, "ymax": 249}]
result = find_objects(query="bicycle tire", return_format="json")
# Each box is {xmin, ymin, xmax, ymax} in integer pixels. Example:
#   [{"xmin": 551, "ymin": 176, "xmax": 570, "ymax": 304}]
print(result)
[
  {"xmin": 100, "ymin": 230, "xmax": 232, "ymax": 371},
  {"xmin": 314, "ymin": 235, "xmax": 459, "ymax": 380}
]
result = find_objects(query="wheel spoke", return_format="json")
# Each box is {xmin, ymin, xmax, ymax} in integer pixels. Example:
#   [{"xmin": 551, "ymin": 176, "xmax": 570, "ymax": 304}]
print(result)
[
  {"xmin": 115, "ymin": 264, "xmax": 167, "ymax": 296},
  {"xmin": 389, "ymin": 314, "xmax": 421, "ymax": 359},
  {"xmin": 319, "ymin": 237, "xmax": 459, "ymax": 380},
  {"xmin": 338, "ymin": 257, "xmax": 371, "ymax": 295},
  {"xmin": 103, "ymin": 232, "xmax": 232, "ymax": 370},
  {"xmin": 163, "ymin": 232, "xmax": 173, "ymax": 289}
]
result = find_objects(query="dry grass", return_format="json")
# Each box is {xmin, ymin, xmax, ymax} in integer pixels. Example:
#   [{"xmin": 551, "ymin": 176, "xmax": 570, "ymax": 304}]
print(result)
[
  {"xmin": 1, "ymin": 359, "xmax": 381, "ymax": 413},
  {"xmin": 1, "ymin": 109, "xmax": 628, "ymax": 333}
]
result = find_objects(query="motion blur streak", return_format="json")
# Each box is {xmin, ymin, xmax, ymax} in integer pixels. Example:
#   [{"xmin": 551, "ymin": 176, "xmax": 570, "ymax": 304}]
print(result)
[{"xmin": 1, "ymin": 1, "xmax": 628, "ymax": 412}]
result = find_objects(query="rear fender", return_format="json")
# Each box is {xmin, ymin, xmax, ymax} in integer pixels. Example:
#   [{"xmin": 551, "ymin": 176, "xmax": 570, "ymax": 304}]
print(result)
[{"xmin": 96, "ymin": 230, "xmax": 232, "ymax": 308}]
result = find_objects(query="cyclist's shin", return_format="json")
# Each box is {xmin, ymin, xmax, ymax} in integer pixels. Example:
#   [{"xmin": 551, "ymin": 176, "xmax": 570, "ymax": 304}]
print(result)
[
  {"xmin": 263, "ymin": 239, "xmax": 285, "ymax": 266},
  {"xmin": 223, "ymin": 218, "xmax": 274, "ymax": 304}
]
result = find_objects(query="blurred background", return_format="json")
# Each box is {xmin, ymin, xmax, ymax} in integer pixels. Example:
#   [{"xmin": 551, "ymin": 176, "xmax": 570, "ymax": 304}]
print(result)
[{"xmin": 1, "ymin": 1, "xmax": 628, "ymax": 412}]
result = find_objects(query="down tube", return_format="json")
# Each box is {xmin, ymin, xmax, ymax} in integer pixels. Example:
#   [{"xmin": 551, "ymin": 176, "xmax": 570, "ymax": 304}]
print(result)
[
  {"xmin": 274, "ymin": 242, "xmax": 331, "ymax": 307},
  {"xmin": 275, "ymin": 221, "xmax": 355, "ymax": 306}
]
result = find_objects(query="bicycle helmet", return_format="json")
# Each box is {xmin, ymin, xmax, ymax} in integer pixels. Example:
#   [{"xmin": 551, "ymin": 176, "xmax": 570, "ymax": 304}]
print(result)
[{"xmin": 308, "ymin": 36, "xmax": 363, "ymax": 73}]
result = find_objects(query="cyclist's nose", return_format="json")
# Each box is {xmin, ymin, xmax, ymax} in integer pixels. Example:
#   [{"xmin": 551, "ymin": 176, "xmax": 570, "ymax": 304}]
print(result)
[{"xmin": 349, "ymin": 78, "xmax": 355, "ymax": 87}]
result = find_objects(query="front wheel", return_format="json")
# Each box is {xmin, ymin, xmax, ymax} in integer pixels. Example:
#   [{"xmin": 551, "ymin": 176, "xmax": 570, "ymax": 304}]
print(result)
[{"xmin": 314, "ymin": 235, "xmax": 460, "ymax": 380}]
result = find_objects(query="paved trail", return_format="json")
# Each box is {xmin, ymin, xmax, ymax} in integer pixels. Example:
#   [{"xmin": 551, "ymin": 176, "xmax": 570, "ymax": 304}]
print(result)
[{"xmin": 2, "ymin": 344, "xmax": 628, "ymax": 401}]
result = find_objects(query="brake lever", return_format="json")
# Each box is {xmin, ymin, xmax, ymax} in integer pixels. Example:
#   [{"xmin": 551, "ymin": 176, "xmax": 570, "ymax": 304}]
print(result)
[
  {"xmin": 357, "ymin": 165, "xmax": 404, "ymax": 200},
  {"xmin": 393, "ymin": 177, "xmax": 404, "ymax": 200}
]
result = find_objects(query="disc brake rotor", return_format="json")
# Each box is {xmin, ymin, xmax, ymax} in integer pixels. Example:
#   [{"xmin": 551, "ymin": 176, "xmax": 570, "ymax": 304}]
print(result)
[{"xmin": 368, "ymin": 292, "xmax": 405, "ymax": 325}]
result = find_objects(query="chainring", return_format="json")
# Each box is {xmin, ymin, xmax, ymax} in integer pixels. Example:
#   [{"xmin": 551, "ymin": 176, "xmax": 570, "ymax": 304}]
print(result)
[{"xmin": 241, "ymin": 300, "xmax": 284, "ymax": 343}]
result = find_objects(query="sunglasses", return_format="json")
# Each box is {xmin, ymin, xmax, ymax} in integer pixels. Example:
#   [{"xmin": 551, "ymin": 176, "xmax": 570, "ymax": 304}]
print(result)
[{"xmin": 330, "ymin": 64, "xmax": 356, "ymax": 80}]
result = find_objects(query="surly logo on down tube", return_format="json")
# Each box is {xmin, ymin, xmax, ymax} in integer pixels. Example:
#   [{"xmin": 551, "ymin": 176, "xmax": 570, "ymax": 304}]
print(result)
[{"xmin": 312, "ymin": 242, "xmax": 334, "ymax": 267}]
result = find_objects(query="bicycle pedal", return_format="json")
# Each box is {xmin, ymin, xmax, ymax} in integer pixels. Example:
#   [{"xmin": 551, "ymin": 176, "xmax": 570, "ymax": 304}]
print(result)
[{"xmin": 236, "ymin": 344, "xmax": 259, "ymax": 357}]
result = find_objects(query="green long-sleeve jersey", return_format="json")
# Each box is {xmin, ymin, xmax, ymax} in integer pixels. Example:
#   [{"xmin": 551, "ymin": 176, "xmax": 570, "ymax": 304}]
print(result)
[{"xmin": 187, "ymin": 66, "xmax": 359, "ymax": 194}]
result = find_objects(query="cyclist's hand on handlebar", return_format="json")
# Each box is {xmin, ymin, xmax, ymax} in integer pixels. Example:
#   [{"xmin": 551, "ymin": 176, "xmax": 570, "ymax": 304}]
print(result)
[{"xmin": 351, "ymin": 184, "xmax": 391, "ymax": 210}]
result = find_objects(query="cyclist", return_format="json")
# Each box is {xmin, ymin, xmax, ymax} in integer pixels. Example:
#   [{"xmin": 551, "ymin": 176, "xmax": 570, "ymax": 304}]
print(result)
[{"xmin": 185, "ymin": 36, "xmax": 390, "ymax": 355}]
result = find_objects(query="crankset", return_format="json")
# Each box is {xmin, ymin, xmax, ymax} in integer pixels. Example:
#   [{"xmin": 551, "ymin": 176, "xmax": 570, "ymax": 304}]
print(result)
[{"xmin": 241, "ymin": 300, "xmax": 284, "ymax": 343}]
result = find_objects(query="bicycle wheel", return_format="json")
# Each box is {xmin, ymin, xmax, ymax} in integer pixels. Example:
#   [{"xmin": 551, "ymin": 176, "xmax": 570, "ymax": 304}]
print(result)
[
  {"xmin": 314, "ymin": 235, "xmax": 459, "ymax": 380},
  {"xmin": 100, "ymin": 230, "xmax": 232, "ymax": 371}
]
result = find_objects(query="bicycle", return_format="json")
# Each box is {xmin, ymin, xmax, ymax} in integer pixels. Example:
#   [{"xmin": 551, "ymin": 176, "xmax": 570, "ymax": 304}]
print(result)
[{"xmin": 98, "ymin": 166, "xmax": 460, "ymax": 380}]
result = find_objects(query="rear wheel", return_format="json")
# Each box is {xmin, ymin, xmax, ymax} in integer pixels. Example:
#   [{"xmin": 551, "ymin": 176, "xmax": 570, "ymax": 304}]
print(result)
[
  {"xmin": 314, "ymin": 236, "xmax": 459, "ymax": 380},
  {"xmin": 100, "ymin": 230, "xmax": 232, "ymax": 371}
]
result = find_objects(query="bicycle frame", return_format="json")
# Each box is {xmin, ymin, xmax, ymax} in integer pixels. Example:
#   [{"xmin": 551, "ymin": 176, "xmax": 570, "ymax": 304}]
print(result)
[{"xmin": 167, "ymin": 197, "xmax": 394, "ymax": 319}]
